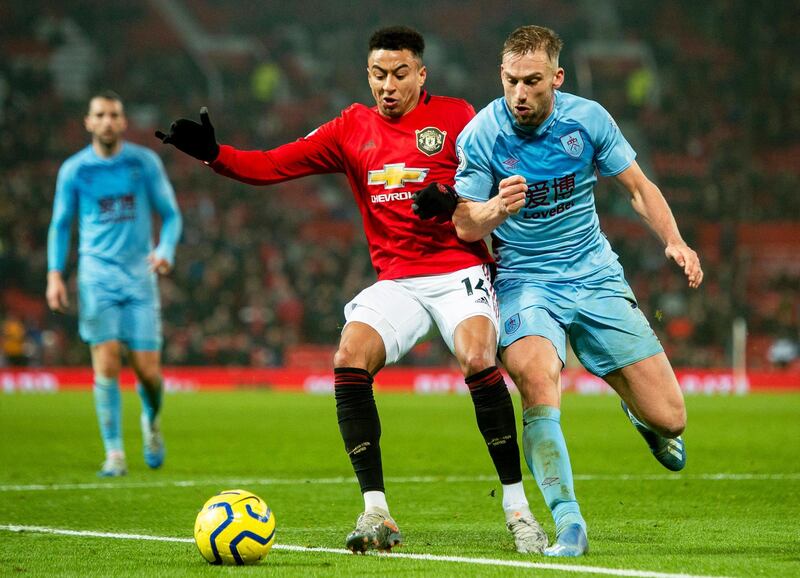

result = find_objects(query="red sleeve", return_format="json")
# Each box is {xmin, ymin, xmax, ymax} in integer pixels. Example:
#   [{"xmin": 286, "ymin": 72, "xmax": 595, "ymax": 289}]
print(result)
[{"xmin": 208, "ymin": 118, "xmax": 345, "ymax": 185}]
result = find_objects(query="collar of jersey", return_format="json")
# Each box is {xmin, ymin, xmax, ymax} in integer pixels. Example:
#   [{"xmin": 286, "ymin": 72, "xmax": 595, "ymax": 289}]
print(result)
[
  {"xmin": 504, "ymin": 91, "xmax": 560, "ymax": 138},
  {"xmin": 89, "ymin": 141, "xmax": 127, "ymax": 162}
]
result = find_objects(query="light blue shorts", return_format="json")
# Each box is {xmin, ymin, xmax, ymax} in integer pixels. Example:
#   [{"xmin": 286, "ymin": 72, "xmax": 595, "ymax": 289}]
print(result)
[
  {"xmin": 78, "ymin": 274, "xmax": 162, "ymax": 351},
  {"xmin": 496, "ymin": 261, "xmax": 663, "ymax": 376}
]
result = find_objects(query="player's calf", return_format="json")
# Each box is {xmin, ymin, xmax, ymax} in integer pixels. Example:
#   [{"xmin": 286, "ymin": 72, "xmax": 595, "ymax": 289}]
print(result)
[
  {"xmin": 466, "ymin": 367, "xmax": 523, "ymax": 485},
  {"xmin": 621, "ymin": 400, "xmax": 686, "ymax": 471}
]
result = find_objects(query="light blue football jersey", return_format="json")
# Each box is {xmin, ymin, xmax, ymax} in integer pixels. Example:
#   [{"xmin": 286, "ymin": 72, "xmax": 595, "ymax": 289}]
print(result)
[
  {"xmin": 48, "ymin": 142, "xmax": 182, "ymax": 282},
  {"xmin": 455, "ymin": 91, "xmax": 635, "ymax": 281}
]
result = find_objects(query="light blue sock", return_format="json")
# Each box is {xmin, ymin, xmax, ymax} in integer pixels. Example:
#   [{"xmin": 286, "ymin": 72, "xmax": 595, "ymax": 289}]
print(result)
[
  {"xmin": 523, "ymin": 405, "xmax": 586, "ymax": 536},
  {"xmin": 136, "ymin": 380, "xmax": 163, "ymax": 424},
  {"xmin": 94, "ymin": 375, "xmax": 123, "ymax": 454}
]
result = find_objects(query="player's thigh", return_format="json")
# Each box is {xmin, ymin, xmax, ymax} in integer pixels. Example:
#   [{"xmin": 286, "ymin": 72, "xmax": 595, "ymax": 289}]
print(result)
[
  {"xmin": 90, "ymin": 340, "xmax": 123, "ymax": 379},
  {"xmin": 414, "ymin": 264, "xmax": 499, "ymax": 359},
  {"xmin": 604, "ymin": 352, "xmax": 686, "ymax": 436},
  {"xmin": 568, "ymin": 263, "xmax": 663, "ymax": 377},
  {"xmin": 78, "ymin": 281, "xmax": 122, "ymax": 346},
  {"xmin": 343, "ymin": 280, "xmax": 434, "ymax": 366},
  {"xmin": 120, "ymin": 282, "xmax": 162, "ymax": 352},
  {"xmin": 502, "ymin": 335, "xmax": 563, "ymax": 408}
]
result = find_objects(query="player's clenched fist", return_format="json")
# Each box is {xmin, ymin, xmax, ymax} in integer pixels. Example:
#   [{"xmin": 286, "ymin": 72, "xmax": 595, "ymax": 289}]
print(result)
[
  {"xmin": 412, "ymin": 183, "xmax": 459, "ymax": 220},
  {"xmin": 497, "ymin": 175, "xmax": 528, "ymax": 215},
  {"xmin": 155, "ymin": 107, "xmax": 220, "ymax": 163}
]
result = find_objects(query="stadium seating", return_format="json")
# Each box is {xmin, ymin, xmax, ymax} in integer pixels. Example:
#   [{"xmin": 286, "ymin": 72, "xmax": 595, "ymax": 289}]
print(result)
[{"xmin": 0, "ymin": 0, "xmax": 797, "ymax": 370}]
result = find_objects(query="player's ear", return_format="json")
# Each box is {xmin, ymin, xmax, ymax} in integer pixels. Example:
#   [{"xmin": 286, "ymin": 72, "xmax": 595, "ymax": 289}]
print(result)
[
  {"xmin": 418, "ymin": 64, "xmax": 427, "ymax": 87},
  {"xmin": 553, "ymin": 67, "xmax": 565, "ymax": 89}
]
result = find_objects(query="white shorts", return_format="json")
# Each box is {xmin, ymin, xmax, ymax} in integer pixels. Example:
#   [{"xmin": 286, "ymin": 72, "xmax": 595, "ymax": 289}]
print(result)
[{"xmin": 344, "ymin": 264, "xmax": 499, "ymax": 364}]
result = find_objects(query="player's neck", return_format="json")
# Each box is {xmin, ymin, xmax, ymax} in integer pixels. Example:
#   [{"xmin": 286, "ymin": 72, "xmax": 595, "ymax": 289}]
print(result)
[
  {"xmin": 402, "ymin": 88, "xmax": 426, "ymax": 117},
  {"xmin": 93, "ymin": 139, "xmax": 123, "ymax": 159}
]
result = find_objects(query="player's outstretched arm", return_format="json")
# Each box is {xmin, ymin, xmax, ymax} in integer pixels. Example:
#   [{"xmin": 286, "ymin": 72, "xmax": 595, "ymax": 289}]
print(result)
[
  {"xmin": 155, "ymin": 107, "xmax": 219, "ymax": 162},
  {"xmin": 615, "ymin": 161, "xmax": 703, "ymax": 288},
  {"xmin": 452, "ymin": 175, "xmax": 527, "ymax": 242}
]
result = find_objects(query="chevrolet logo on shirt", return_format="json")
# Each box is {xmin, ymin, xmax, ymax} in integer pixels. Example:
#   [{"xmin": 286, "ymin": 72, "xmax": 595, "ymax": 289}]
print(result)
[{"xmin": 367, "ymin": 163, "xmax": 429, "ymax": 189}]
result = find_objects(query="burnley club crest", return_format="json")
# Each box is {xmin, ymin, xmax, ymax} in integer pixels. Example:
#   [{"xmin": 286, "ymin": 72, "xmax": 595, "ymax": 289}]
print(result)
[
  {"xmin": 559, "ymin": 130, "xmax": 584, "ymax": 158},
  {"xmin": 416, "ymin": 127, "xmax": 446, "ymax": 156}
]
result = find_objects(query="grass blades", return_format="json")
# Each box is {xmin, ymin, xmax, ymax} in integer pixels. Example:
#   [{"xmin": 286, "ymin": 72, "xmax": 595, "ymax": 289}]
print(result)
[{"xmin": 1, "ymin": 391, "xmax": 799, "ymax": 577}]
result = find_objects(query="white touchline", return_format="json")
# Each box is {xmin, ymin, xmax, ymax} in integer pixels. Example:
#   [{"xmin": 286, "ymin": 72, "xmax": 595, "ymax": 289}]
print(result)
[
  {"xmin": 0, "ymin": 473, "xmax": 797, "ymax": 493},
  {"xmin": 0, "ymin": 524, "xmax": 730, "ymax": 578}
]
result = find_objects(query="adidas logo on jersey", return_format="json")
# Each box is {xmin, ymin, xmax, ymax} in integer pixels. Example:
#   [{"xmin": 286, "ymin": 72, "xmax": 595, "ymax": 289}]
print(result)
[{"xmin": 475, "ymin": 296, "xmax": 489, "ymax": 305}]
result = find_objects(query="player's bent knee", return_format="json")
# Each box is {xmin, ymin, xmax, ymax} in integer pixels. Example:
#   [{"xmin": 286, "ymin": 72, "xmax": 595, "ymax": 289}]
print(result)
[
  {"xmin": 650, "ymin": 407, "xmax": 686, "ymax": 438},
  {"xmin": 138, "ymin": 373, "xmax": 163, "ymax": 390},
  {"xmin": 512, "ymin": 374, "xmax": 560, "ymax": 407},
  {"xmin": 94, "ymin": 371, "xmax": 119, "ymax": 385},
  {"xmin": 459, "ymin": 352, "xmax": 495, "ymax": 377},
  {"xmin": 333, "ymin": 346, "xmax": 372, "ymax": 371},
  {"xmin": 94, "ymin": 366, "xmax": 121, "ymax": 381},
  {"xmin": 333, "ymin": 349, "xmax": 351, "ymax": 369},
  {"xmin": 664, "ymin": 411, "xmax": 687, "ymax": 438},
  {"xmin": 655, "ymin": 422, "xmax": 685, "ymax": 439}
]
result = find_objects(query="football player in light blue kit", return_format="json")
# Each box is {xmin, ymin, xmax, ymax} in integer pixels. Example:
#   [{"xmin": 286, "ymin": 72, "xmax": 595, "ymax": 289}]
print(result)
[
  {"xmin": 440, "ymin": 26, "xmax": 702, "ymax": 556},
  {"xmin": 47, "ymin": 91, "xmax": 182, "ymax": 477}
]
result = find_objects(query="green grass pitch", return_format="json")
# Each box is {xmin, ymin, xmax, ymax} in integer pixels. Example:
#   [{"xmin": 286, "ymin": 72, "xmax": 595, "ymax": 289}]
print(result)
[{"xmin": 1, "ymin": 390, "xmax": 798, "ymax": 577}]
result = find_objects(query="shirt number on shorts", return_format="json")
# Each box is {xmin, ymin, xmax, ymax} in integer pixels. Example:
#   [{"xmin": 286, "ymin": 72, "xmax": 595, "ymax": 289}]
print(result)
[{"xmin": 461, "ymin": 277, "xmax": 489, "ymax": 298}]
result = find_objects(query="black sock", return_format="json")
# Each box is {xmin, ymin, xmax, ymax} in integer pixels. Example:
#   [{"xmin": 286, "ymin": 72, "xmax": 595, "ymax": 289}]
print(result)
[
  {"xmin": 466, "ymin": 366, "xmax": 522, "ymax": 485},
  {"xmin": 334, "ymin": 367, "xmax": 384, "ymax": 493}
]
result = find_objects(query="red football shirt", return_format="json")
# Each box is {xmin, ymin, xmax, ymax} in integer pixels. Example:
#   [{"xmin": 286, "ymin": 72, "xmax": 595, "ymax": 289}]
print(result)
[{"xmin": 210, "ymin": 90, "xmax": 492, "ymax": 280}]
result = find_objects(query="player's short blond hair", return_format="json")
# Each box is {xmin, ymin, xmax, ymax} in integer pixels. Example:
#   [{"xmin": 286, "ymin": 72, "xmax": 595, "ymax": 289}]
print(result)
[{"xmin": 501, "ymin": 25, "xmax": 563, "ymax": 68}]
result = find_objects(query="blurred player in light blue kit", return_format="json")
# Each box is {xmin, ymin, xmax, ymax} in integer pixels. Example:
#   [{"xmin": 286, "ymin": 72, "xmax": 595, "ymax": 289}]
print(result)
[
  {"xmin": 414, "ymin": 26, "xmax": 703, "ymax": 556},
  {"xmin": 47, "ymin": 91, "xmax": 182, "ymax": 477}
]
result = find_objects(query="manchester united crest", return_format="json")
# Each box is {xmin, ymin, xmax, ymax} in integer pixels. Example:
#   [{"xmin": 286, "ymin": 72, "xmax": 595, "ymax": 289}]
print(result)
[{"xmin": 415, "ymin": 127, "xmax": 447, "ymax": 156}]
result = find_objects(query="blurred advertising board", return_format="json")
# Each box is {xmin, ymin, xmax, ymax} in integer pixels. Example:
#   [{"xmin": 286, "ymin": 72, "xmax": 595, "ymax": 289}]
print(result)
[{"xmin": 2, "ymin": 367, "xmax": 798, "ymax": 394}]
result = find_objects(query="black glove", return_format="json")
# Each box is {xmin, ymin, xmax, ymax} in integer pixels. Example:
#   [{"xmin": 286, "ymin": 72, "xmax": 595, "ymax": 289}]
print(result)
[
  {"xmin": 412, "ymin": 182, "xmax": 459, "ymax": 220},
  {"xmin": 155, "ymin": 107, "xmax": 219, "ymax": 162}
]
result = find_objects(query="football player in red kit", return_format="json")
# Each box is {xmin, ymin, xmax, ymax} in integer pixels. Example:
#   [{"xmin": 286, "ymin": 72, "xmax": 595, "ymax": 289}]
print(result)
[{"xmin": 157, "ymin": 26, "xmax": 547, "ymax": 555}]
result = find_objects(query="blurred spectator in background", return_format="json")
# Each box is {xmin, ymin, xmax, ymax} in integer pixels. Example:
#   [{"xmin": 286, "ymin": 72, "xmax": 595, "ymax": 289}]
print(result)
[
  {"xmin": 768, "ymin": 331, "xmax": 798, "ymax": 369},
  {"xmin": 2, "ymin": 314, "xmax": 29, "ymax": 366},
  {"xmin": 0, "ymin": 0, "xmax": 797, "ymax": 370}
]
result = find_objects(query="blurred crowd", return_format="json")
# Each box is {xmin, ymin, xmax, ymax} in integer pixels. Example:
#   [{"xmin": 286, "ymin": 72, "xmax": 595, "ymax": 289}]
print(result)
[{"xmin": 1, "ymin": 0, "xmax": 798, "ymax": 369}]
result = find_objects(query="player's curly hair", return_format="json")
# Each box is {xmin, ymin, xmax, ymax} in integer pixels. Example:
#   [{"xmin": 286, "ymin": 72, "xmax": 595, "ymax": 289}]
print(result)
[
  {"xmin": 501, "ymin": 25, "xmax": 563, "ymax": 68},
  {"xmin": 369, "ymin": 26, "xmax": 425, "ymax": 60}
]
